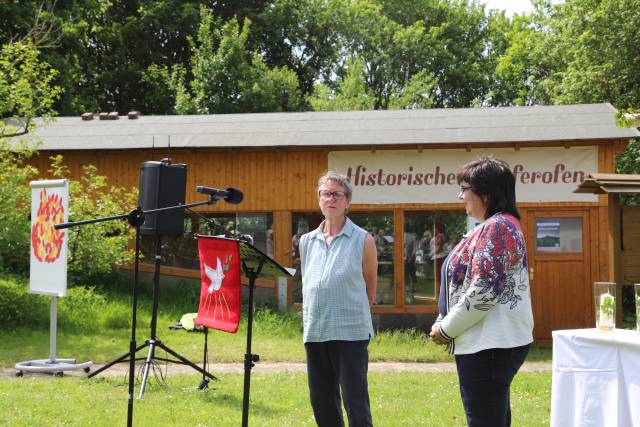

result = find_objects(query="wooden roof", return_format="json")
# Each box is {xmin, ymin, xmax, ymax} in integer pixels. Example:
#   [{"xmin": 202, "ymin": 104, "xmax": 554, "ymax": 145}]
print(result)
[
  {"xmin": 575, "ymin": 174, "xmax": 640, "ymax": 194},
  {"xmin": 22, "ymin": 103, "xmax": 640, "ymax": 151}
]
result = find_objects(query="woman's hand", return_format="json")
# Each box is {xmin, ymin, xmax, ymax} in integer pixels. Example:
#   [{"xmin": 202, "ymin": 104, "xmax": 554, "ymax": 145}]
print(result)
[{"xmin": 429, "ymin": 322, "xmax": 448, "ymax": 345}]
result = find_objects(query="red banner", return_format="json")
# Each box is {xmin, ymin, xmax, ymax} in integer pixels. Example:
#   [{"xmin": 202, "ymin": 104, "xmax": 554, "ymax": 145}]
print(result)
[{"xmin": 195, "ymin": 236, "xmax": 241, "ymax": 333}]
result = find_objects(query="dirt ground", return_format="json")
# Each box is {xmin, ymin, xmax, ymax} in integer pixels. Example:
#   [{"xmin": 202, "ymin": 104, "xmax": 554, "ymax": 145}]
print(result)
[{"xmin": 2, "ymin": 361, "xmax": 550, "ymax": 379}]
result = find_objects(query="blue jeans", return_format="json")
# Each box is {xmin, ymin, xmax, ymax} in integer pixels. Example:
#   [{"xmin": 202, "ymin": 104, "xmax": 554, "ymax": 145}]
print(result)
[
  {"xmin": 454, "ymin": 344, "xmax": 530, "ymax": 427},
  {"xmin": 305, "ymin": 340, "xmax": 372, "ymax": 427}
]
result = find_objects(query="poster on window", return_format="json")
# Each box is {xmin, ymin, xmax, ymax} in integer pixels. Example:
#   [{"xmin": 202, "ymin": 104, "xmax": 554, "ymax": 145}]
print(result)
[
  {"xmin": 329, "ymin": 147, "xmax": 598, "ymax": 204},
  {"xmin": 29, "ymin": 179, "xmax": 69, "ymax": 296},
  {"xmin": 536, "ymin": 218, "xmax": 583, "ymax": 253},
  {"xmin": 536, "ymin": 219, "xmax": 561, "ymax": 252}
]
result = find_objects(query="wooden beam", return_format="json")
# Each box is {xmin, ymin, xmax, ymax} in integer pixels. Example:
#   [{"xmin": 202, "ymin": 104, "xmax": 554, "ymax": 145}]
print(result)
[{"xmin": 607, "ymin": 194, "xmax": 624, "ymax": 327}]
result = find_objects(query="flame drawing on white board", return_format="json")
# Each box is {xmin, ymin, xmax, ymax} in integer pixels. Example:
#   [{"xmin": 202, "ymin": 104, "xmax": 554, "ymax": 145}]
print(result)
[{"xmin": 202, "ymin": 257, "xmax": 231, "ymax": 322}]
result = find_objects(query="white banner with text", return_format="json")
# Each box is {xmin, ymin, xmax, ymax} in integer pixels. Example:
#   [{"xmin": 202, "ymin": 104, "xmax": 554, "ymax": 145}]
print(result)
[{"xmin": 329, "ymin": 147, "xmax": 598, "ymax": 204}]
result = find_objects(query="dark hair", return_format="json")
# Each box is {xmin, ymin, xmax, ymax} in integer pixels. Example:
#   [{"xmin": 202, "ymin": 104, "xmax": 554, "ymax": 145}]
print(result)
[{"xmin": 456, "ymin": 157, "xmax": 520, "ymax": 220}]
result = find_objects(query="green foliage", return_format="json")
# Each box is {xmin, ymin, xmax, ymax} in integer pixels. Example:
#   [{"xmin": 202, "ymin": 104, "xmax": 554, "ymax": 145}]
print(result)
[
  {"xmin": 492, "ymin": 0, "xmax": 640, "ymax": 110},
  {"xmin": 309, "ymin": 55, "xmax": 436, "ymax": 111},
  {"xmin": 615, "ymin": 139, "xmax": 640, "ymax": 204},
  {"xmin": 48, "ymin": 155, "xmax": 136, "ymax": 285},
  {"xmin": 0, "ymin": 142, "xmax": 38, "ymax": 274},
  {"xmin": 308, "ymin": 57, "xmax": 375, "ymax": 111},
  {"xmin": 305, "ymin": 0, "xmax": 507, "ymax": 110},
  {"xmin": 0, "ymin": 273, "xmax": 151, "ymax": 331},
  {"xmin": 0, "ymin": 40, "xmax": 60, "ymax": 137},
  {"xmin": 0, "ymin": 276, "xmax": 48, "ymax": 327},
  {"xmin": 57, "ymin": 286, "xmax": 107, "ymax": 331},
  {"xmin": 144, "ymin": 8, "xmax": 303, "ymax": 115},
  {"xmin": 249, "ymin": 0, "xmax": 343, "ymax": 98},
  {"xmin": 490, "ymin": 14, "xmax": 547, "ymax": 106},
  {"xmin": 1, "ymin": 0, "xmax": 525, "ymax": 115},
  {"xmin": 0, "ymin": 147, "xmax": 135, "ymax": 280}
]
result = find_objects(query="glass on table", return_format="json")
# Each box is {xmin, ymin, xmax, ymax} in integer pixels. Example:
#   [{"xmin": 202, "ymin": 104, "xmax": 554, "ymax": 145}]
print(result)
[{"xmin": 594, "ymin": 282, "xmax": 616, "ymax": 331}]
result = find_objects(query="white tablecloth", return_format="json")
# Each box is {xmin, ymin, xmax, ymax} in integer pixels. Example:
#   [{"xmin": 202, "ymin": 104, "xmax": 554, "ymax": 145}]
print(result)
[{"xmin": 551, "ymin": 328, "xmax": 640, "ymax": 427}]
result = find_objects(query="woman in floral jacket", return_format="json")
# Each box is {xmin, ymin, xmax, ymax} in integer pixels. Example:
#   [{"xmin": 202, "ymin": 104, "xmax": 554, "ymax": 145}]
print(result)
[{"xmin": 430, "ymin": 157, "xmax": 534, "ymax": 427}]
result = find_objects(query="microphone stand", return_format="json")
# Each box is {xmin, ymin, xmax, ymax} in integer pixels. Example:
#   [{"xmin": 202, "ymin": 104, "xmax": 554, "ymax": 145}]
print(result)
[{"xmin": 55, "ymin": 196, "xmax": 220, "ymax": 427}]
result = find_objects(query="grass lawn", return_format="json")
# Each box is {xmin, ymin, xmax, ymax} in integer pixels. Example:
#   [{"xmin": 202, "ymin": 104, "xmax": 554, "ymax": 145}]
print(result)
[
  {"xmin": 0, "ymin": 371, "xmax": 551, "ymax": 426},
  {"xmin": 1, "ymin": 275, "xmax": 552, "ymax": 425},
  {"xmin": 0, "ymin": 298, "xmax": 552, "ymax": 365},
  {"xmin": 0, "ymin": 320, "xmax": 551, "ymax": 366}
]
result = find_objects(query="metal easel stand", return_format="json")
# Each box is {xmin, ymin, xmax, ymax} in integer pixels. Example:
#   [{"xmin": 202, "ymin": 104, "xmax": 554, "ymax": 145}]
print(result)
[{"xmin": 15, "ymin": 295, "xmax": 92, "ymax": 376}]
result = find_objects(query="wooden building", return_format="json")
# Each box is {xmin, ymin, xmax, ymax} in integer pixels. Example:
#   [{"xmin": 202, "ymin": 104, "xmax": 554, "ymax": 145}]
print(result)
[{"xmin": 27, "ymin": 103, "xmax": 639, "ymax": 344}]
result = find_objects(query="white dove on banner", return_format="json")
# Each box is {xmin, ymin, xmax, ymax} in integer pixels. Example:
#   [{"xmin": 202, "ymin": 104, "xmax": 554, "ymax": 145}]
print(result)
[{"xmin": 202, "ymin": 257, "xmax": 230, "ymax": 320}]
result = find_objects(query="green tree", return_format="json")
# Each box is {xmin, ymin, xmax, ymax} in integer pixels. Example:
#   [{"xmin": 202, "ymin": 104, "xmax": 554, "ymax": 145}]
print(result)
[
  {"xmin": 249, "ymin": 0, "xmax": 343, "ymax": 99},
  {"xmin": 308, "ymin": 57, "xmax": 375, "ymax": 111},
  {"xmin": 0, "ymin": 142, "xmax": 37, "ymax": 274},
  {"xmin": 149, "ymin": 7, "xmax": 303, "ymax": 114},
  {"xmin": 1, "ymin": 1, "xmax": 281, "ymax": 115},
  {"xmin": 541, "ymin": 0, "xmax": 640, "ymax": 108},
  {"xmin": 0, "ymin": 151, "xmax": 135, "ymax": 281},
  {"xmin": 49, "ymin": 156, "xmax": 136, "ymax": 284},
  {"xmin": 0, "ymin": 40, "xmax": 60, "ymax": 137},
  {"xmin": 307, "ymin": 0, "xmax": 508, "ymax": 110},
  {"xmin": 308, "ymin": 56, "xmax": 434, "ymax": 110}
]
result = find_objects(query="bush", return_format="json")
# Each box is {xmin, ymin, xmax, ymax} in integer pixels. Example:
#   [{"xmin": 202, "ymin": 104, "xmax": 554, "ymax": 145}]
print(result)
[
  {"xmin": 0, "ymin": 142, "xmax": 37, "ymax": 275},
  {"xmin": 49, "ymin": 156, "xmax": 136, "ymax": 285},
  {"xmin": 0, "ymin": 151, "xmax": 136, "ymax": 281},
  {"xmin": 0, "ymin": 276, "xmax": 48, "ymax": 328},
  {"xmin": 58, "ymin": 286, "xmax": 107, "ymax": 331}
]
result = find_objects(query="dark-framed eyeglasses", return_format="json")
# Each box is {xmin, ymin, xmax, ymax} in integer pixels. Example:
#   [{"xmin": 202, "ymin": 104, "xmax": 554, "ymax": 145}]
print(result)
[
  {"xmin": 459, "ymin": 185, "xmax": 472, "ymax": 193},
  {"xmin": 318, "ymin": 190, "xmax": 346, "ymax": 200}
]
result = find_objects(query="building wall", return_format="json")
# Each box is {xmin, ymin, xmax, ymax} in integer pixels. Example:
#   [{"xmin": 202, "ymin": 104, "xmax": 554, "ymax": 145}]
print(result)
[
  {"xmin": 29, "ymin": 140, "xmax": 625, "ymax": 343},
  {"xmin": 622, "ymin": 205, "xmax": 640, "ymax": 285}
]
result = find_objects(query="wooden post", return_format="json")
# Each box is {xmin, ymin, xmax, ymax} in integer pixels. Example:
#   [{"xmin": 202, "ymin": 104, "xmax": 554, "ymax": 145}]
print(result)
[{"xmin": 607, "ymin": 194, "xmax": 624, "ymax": 327}]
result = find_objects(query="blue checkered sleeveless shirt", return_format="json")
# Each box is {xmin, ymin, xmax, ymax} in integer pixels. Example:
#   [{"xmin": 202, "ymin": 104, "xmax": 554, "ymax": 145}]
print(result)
[{"xmin": 300, "ymin": 217, "xmax": 374, "ymax": 343}]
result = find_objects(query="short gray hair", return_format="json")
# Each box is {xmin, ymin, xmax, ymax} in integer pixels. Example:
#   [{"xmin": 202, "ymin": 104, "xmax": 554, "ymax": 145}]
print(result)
[{"xmin": 317, "ymin": 170, "xmax": 353, "ymax": 200}]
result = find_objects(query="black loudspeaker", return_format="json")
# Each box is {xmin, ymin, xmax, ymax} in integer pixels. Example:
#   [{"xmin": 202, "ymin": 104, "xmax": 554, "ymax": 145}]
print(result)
[{"xmin": 139, "ymin": 159, "xmax": 187, "ymax": 236}]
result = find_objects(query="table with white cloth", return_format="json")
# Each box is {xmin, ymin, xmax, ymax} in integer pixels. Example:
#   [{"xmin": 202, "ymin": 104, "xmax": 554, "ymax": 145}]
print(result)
[{"xmin": 551, "ymin": 328, "xmax": 640, "ymax": 427}]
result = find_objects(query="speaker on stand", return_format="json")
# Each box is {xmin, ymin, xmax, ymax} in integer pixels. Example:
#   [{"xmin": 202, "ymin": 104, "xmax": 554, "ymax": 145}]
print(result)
[
  {"xmin": 88, "ymin": 158, "xmax": 216, "ymax": 397},
  {"xmin": 139, "ymin": 159, "xmax": 187, "ymax": 236}
]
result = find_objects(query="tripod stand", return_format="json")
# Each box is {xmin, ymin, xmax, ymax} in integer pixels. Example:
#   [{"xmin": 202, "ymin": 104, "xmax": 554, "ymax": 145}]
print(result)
[
  {"xmin": 88, "ymin": 232, "xmax": 217, "ymax": 397},
  {"xmin": 56, "ymin": 196, "xmax": 222, "ymax": 427}
]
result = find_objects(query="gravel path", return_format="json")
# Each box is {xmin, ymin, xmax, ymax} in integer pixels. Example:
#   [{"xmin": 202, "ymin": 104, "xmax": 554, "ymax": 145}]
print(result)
[{"xmin": 2, "ymin": 361, "xmax": 550, "ymax": 379}]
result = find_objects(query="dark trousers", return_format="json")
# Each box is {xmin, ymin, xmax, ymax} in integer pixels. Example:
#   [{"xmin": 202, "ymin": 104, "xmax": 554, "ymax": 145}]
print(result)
[
  {"xmin": 454, "ymin": 344, "xmax": 530, "ymax": 427},
  {"xmin": 305, "ymin": 340, "xmax": 373, "ymax": 427}
]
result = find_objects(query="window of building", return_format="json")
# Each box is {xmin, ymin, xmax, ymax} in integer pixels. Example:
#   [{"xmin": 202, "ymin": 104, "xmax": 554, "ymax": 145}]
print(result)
[
  {"xmin": 403, "ymin": 211, "xmax": 467, "ymax": 305},
  {"xmin": 291, "ymin": 212, "xmax": 324, "ymax": 304},
  {"xmin": 535, "ymin": 217, "xmax": 583, "ymax": 253},
  {"xmin": 140, "ymin": 212, "xmax": 273, "ymax": 270},
  {"xmin": 350, "ymin": 212, "xmax": 395, "ymax": 305},
  {"xmin": 290, "ymin": 211, "xmax": 395, "ymax": 305}
]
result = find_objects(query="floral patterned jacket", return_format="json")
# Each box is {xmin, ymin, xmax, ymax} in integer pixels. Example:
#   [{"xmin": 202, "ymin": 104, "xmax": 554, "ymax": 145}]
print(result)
[{"xmin": 438, "ymin": 212, "xmax": 534, "ymax": 355}]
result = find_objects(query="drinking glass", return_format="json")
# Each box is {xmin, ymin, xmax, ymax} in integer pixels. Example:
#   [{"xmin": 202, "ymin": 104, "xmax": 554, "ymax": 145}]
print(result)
[{"xmin": 594, "ymin": 282, "xmax": 616, "ymax": 331}]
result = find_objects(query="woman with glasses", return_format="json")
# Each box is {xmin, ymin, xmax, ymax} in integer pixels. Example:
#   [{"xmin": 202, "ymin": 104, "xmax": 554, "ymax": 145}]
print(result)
[
  {"xmin": 430, "ymin": 157, "xmax": 534, "ymax": 427},
  {"xmin": 299, "ymin": 170, "xmax": 378, "ymax": 427}
]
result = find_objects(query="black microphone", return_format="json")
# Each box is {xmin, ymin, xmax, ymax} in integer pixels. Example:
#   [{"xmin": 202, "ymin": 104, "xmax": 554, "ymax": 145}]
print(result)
[{"xmin": 196, "ymin": 186, "xmax": 244, "ymax": 204}]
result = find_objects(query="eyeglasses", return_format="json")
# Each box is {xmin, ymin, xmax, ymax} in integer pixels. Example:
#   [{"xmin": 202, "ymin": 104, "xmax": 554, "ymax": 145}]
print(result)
[
  {"xmin": 319, "ymin": 190, "xmax": 347, "ymax": 200},
  {"xmin": 459, "ymin": 185, "xmax": 472, "ymax": 193}
]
